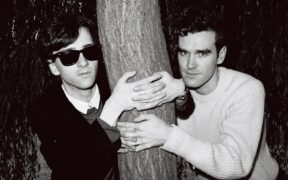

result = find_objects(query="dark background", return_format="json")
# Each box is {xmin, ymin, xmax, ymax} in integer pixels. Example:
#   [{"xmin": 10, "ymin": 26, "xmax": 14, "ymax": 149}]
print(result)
[{"xmin": 0, "ymin": 0, "xmax": 287, "ymax": 179}]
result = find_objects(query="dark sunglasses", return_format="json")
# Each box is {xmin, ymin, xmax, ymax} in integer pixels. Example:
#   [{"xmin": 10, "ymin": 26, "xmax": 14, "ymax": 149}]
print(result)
[{"xmin": 49, "ymin": 44, "xmax": 101, "ymax": 66}]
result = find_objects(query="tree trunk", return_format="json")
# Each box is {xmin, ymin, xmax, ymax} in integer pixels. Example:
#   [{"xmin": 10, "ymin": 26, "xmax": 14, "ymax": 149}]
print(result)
[{"xmin": 97, "ymin": 0, "xmax": 177, "ymax": 179}]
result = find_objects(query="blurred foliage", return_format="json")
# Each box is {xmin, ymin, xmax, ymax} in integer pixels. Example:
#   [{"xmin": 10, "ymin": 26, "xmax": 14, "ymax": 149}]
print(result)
[
  {"xmin": 0, "ymin": 0, "xmax": 287, "ymax": 179},
  {"xmin": 0, "ymin": 0, "xmax": 96, "ymax": 179},
  {"xmin": 160, "ymin": 0, "xmax": 288, "ymax": 179}
]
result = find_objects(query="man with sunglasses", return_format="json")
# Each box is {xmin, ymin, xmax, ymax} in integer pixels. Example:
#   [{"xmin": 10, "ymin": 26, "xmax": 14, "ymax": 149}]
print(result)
[{"xmin": 28, "ymin": 14, "xmax": 168, "ymax": 180}]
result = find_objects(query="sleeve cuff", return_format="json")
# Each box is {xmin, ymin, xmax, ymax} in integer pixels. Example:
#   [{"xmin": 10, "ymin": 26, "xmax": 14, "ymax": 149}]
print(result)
[
  {"xmin": 161, "ymin": 125, "xmax": 196, "ymax": 161},
  {"xmin": 97, "ymin": 119, "xmax": 121, "ymax": 143},
  {"xmin": 161, "ymin": 125, "xmax": 185, "ymax": 151}
]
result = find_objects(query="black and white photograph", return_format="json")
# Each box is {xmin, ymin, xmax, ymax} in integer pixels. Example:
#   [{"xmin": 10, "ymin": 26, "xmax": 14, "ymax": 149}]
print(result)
[{"xmin": 0, "ymin": 0, "xmax": 287, "ymax": 179}]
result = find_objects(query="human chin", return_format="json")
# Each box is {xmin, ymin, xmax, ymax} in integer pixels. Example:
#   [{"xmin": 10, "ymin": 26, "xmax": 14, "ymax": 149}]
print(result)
[
  {"xmin": 182, "ymin": 75, "xmax": 201, "ymax": 89},
  {"xmin": 76, "ymin": 78, "xmax": 96, "ymax": 89}
]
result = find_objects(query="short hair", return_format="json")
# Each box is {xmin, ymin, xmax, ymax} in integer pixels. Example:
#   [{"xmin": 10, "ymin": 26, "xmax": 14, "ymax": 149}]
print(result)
[
  {"xmin": 38, "ymin": 14, "xmax": 100, "ymax": 60},
  {"xmin": 174, "ymin": 7, "xmax": 226, "ymax": 53}
]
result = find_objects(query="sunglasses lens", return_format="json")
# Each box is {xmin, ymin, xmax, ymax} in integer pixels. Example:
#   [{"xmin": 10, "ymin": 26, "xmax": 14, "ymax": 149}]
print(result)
[
  {"xmin": 54, "ymin": 45, "xmax": 100, "ymax": 66},
  {"xmin": 82, "ymin": 45, "xmax": 99, "ymax": 60},
  {"xmin": 58, "ymin": 51, "xmax": 79, "ymax": 66}
]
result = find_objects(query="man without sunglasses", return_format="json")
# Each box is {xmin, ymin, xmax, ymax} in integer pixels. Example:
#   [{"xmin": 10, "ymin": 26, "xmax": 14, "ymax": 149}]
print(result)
[
  {"xmin": 28, "ymin": 14, "xmax": 168, "ymax": 180},
  {"xmin": 118, "ymin": 8, "xmax": 279, "ymax": 179}
]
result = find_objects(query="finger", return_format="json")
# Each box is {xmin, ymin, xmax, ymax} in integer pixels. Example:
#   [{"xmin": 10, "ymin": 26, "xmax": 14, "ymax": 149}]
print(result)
[
  {"xmin": 132, "ymin": 91, "xmax": 166, "ymax": 101},
  {"xmin": 120, "ymin": 142, "xmax": 137, "ymax": 151},
  {"xmin": 133, "ymin": 73, "xmax": 162, "ymax": 86},
  {"xmin": 134, "ymin": 114, "xmax": 157, "ymax": 122},
  {"xmin": 157, "ymin": 71, "xmax": 170, "ymax": 80},
  {"xmin": 134, "ymin": 92, "xmax": 167, "ymax": 103},
  {"xmin": 117, "ymin": 126, "xmax": 136, "ymax": 133},
  {"xmin": 135, "ymin": 143, "xmax": 153, "ymax": 152},
  {"xmin": 119, "ymin": 71, "xmax": 137, "ymax": 83},
  {"xmin": 155, "ymin": 71, "xmax": 167, "ymax": 77},
  {"xmin": 132, "ymin": 85, "xmax": 166, "ymax": 101},
  {"xmin": 133, "ymin": 81, "xmax": 165, "ymax": 92},
  {"xmin": 117, "ymin": 147, "xmax": 129, "ymax": 153},
  {"xmin": 134, "ymin": 114, "xmax": 151, "ymax": 122},
  {"xmin": 135, "ymin": 97, "xmax": 167, "ymax": 110},
  {"xmin": 117, "ymin": 122, "xmax": 138, "ymax": 128},
  {"xmin": 121, "ymin": 137, "xmax": 140, "ymax": 146},
  {"xmin": 122, "ymin": 137, "xmax": 137, "ymax": 142},
  {"xmin": 127, "ymin": 146, "xmax": 136, "ymax": 151},
  {"xmin": 135, "ymin": 102, "xmax": 159, "ymax": 111},
  {"xmin": 132, "ymin": 93, "xmax": 156, "ymax": 101},
  {"xmin": 119, "ymin": 131, "xmax": 138, "ymax": 138}
]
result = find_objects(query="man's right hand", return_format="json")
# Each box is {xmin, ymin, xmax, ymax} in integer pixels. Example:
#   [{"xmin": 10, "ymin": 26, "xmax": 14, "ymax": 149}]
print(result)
[
  {"xmin": 132, "ymin": 71, "xmax": 186, "ymax": 110},
  {"xmin": 100, "ymin": 71, "xmax": 167, "ymax": 126},
  {"xmin": 117, "ymin": 114, "xmax": 173, "ymax": 152}
]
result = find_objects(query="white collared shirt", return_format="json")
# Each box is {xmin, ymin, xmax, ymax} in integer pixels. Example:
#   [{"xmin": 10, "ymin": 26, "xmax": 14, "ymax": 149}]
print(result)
[{"xmin": 61, "ymin": 84, "xmax": 101, "ymax": 114}]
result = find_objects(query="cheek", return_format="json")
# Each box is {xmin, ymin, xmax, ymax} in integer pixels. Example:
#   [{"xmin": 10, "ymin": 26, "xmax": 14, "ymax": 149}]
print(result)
[
  {"xmin": 178, "ymin": 57, "xmax": 187, "ymax": 70},
  {"xmin": 200, "ymin": 61, "xmax": 218, "ymax": 79},
  {"xmin": 206, "ymin": 58, "xmax": 218, "ymax": 70},
  {"xmin": 60, "ymin": 68, "xmax": 77, "ymax": 81},
  {"xmin": 91, "ymin": 61, "xmax": 99, "ymax": 73}
]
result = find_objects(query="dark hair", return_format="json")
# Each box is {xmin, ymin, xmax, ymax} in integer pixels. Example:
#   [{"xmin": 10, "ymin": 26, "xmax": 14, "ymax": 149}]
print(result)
[
  {"xmin": 174, "ymin": 7, "xmax": 226, "ymax": 53},
  {"xmin": 38, "ymin": 14, "xmax": 100, "ymax": 60}
]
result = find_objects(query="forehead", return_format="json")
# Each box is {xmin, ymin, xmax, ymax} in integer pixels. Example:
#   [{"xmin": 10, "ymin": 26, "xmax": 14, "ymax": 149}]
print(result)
[
  {"xmin": 178, "ymin": 31, "xmax": 216, "ymax": 51},
  {"xmin": 57, "ymin": 26, "xmax": 94, "ymax": 52}
]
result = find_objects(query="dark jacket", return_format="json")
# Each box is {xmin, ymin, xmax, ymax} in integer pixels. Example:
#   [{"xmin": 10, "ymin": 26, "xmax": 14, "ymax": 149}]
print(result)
[{"xmin": 28, "ymin": 83, "xmax": 121, "ymax": 180}]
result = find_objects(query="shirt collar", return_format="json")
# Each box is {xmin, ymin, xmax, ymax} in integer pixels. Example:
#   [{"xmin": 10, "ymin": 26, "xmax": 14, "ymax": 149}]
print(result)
[{"xmin": 61, "ymin": 84, "xmax": 101, "ymax": 114}]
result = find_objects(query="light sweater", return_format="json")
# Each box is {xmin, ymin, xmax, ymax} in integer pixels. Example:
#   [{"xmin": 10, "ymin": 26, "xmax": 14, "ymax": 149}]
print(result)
[{"xmin": 162, "ymin": 67, "xmax": 278, "ymax": 179}]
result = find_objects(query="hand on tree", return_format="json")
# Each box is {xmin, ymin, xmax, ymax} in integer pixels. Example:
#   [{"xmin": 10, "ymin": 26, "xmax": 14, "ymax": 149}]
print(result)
[
  {"xmin": 117, "ymin": 114, "xmax": 173, "ymax": 152},
  {"xmin": 100, "ymin": 71, "xmax": 166, "ymax": 126},
  {"xmin": 133, "ymin": 71, "xmax": 185, "ymax": 109},
  {"xmin": 110, "ymin": 71, "xmax": 167, "ymax": 111},
  {"xmin": 117, "ymin": 145, "xmax": 136, "ymax": 154}
]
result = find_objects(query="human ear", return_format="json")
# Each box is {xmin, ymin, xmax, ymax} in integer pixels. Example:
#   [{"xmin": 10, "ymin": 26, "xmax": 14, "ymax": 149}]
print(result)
[
  {"xmin": 217, "ymin": 46, "xmax": 227, "ymax": 65},
  {"xmin": 48, "ymin": 61, "xmax": 60, "ymax": 76}
]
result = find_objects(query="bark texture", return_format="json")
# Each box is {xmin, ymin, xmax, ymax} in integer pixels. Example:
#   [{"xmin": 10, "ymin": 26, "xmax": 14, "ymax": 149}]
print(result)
[{"xmin": 97, "ymin": 0, "xmax": 177, "ymax": 179}]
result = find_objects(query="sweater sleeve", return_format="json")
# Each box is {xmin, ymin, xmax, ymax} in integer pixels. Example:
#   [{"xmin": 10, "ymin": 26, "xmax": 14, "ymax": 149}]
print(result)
[
  {"xmin": 162, "ymin": 80, "xmax": 265, "ymax": 179},
  {"xmin": 97, "ymin": 119, "xmax": 121, "ymax": 144}
]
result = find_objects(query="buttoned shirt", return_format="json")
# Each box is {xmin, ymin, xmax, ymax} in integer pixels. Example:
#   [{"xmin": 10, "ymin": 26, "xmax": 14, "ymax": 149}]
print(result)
[{"xmin": 61, "ymin": 84, "xmax": 100, "ymax": 114}]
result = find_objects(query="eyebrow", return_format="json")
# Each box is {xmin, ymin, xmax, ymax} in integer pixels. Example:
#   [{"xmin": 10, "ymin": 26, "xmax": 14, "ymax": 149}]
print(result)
[
  {"xmin": 196, "ymin": 49, "xmax": 211, "ymax": 54},
  {"xmin": 176, "ymin": 47, "xmax": 188, "ymax": 52},
  {"xmin": 176, "ymin": 47, "xmax": 211, "ymax": 54},
  {"xmin": 56, "ymin": 44, "xmax": 95, "ymax": 54}
]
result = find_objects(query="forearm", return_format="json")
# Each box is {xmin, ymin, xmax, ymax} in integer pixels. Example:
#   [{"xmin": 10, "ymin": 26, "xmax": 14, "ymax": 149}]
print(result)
[
  {"xmin": 175, "ymin": 78, "xmax": 186, "ymax": 98},
  {"xmin": 165, "ymin": 79, "xmax": 266, "ymax": 178},
  {"xmin": 161, "ymin": 126, "xmax": 255, "ymax": 179},
  {"xmin": 97, "ymin": 119, "xmax": 121, "ymax": 143},
  {"xmin": 100, "ymin": 98, "xmax": 124, "ymax": 127}
]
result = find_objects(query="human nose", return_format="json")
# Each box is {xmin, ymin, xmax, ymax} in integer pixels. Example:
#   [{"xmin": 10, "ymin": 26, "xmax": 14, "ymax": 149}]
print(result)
[
  {"xmin": 187, "ymin": 54, "xmax": 197, "ymax": 69},
  {"xmin": 77, "ymin": 53, "xmax": 88, "ymax": 67}
]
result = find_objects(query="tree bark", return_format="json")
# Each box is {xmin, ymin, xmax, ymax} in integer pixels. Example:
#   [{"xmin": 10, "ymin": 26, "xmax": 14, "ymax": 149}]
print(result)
[{"xmin": 97, "ymin": 0, "xmax": 177, "ymax": 179}]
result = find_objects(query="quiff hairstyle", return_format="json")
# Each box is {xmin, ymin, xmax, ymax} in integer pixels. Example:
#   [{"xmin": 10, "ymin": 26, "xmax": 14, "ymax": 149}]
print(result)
[{"xmin": 38, "ymin": 14, "xmax": 100, "ymax": 60}]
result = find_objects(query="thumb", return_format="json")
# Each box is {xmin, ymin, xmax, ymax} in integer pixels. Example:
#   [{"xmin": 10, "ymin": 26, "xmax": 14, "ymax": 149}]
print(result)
[
  {"xmin": 117, "ymin": 147, "xmax": 129, "ymax": 153},
  {"xmin": 119, "ymin": 71, "xmax": 137, "ymax": 83},
  {"xmin": 134, "ymin": 114, "xmax": 150, "ymax": 122}
]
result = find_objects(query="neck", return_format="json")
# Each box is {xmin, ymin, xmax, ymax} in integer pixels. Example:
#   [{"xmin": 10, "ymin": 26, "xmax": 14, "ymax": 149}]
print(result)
[
  {"xmin": 62, "ymin": 84, "xmax": 96, "ymax": 103},
  {"xmin": 196, "ymin": 68, "xmax": 220, "ymax": 95}
]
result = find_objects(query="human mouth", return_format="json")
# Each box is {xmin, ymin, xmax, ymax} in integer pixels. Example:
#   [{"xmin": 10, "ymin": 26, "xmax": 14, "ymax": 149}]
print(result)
[
  {"xmin": 185, "ymin": 71, "xmax": 200, "ymax": 77},
  {"xmin": 78, "ymin": 71, "xmax": 91, "ymax": 76}
]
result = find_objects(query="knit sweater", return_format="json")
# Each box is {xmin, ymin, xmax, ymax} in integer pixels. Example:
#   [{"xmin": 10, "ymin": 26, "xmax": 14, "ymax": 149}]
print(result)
[{"xmin": 162, "ymin": 67, "xmax": 278, "ymax": 179}]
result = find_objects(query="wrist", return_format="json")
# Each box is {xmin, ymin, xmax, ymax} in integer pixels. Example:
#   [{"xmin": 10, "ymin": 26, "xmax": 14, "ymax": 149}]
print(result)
[
  {"xmin": 100, "ymin": 98, "xmax": 123, "ymax": 127},
  {"xmin": 176, "ymin": 87, "xmax": 189, "ymax": 101},
  {"xmin": 163, "ymin": 123, "xmax": 173, "ymax": 142},
  {"xmin": 176, "ymin": 78, "xmax": 186, "ymax": 98}
]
